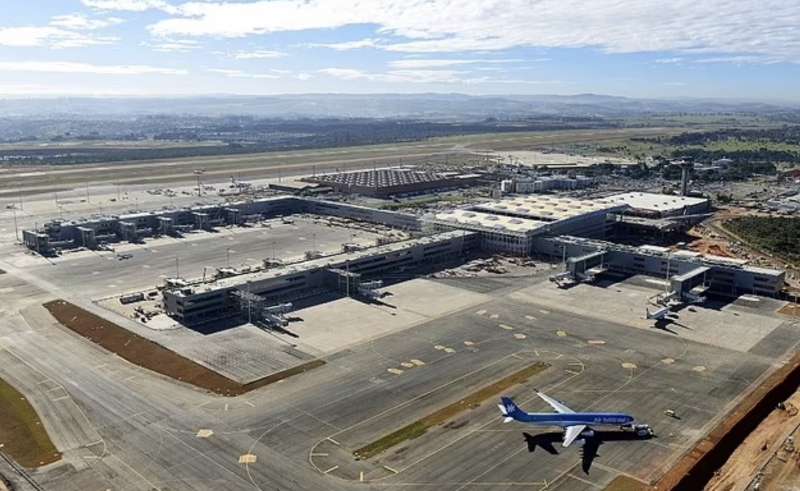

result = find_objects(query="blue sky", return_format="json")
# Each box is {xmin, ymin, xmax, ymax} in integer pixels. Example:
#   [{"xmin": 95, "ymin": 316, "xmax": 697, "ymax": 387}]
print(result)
[{"xmin": 0, "ymin": 0, "xmax": 798, "ymax": 100}]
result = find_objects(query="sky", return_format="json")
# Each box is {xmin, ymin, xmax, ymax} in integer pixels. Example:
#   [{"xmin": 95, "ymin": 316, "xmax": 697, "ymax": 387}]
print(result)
[{"xmin": 0, "ymin": 0, "xmax": 799, "ymax": 100}]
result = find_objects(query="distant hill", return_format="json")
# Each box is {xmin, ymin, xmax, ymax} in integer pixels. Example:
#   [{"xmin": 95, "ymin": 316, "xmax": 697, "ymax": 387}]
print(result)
[{"xmin": 0, "ymin": 93, "xmax": 795, "ymax": 119}]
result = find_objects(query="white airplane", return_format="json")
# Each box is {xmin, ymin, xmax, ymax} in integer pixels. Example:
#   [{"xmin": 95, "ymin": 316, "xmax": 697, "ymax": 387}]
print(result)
[{"xmin": 499, "ymin": 391, "xmax": 653, "ymax": 447}]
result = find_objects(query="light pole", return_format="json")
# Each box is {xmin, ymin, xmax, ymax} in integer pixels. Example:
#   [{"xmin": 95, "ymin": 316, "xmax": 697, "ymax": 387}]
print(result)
[
  {"xmin": 12, "ymin": 206, "xmax": 19, "ymax": 242},
  {"xmin": 194, "ymin": 169, "xmax": 205, "ymax": 197}
]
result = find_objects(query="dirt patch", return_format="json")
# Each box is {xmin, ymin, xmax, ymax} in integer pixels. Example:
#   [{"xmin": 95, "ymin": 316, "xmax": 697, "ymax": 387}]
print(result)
[
  {"xmin": 604, "ymin": 475, "xmax": 649, "ymax": 491},
  {"xmin": 778, "ymin": 303, "xmax": 800, "ymax": 318},
  {"xmin": 353, "ymin": 362, "xmax": 550, "ymax": 460},
  {"xmin": 654, "ymin": 352, "xmax": 800, "ymax": 490},
  {"xmin": 705, "ymin": 389, "xmax": 800, "ymax": 490},
  {"xmin": 0, "ymin": 377, "xmax": 61, "ymax": 468},
  {"xmin": 43, "ymin": 300, "xmax": 323, "ymax": 396}
]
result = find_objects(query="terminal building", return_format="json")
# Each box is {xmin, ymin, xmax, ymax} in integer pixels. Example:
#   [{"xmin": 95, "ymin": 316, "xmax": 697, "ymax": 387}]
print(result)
[
  {"xmin": 535, "ymin": 235, "xmax": 784, "ymax": 298},
  {"xmin": 603, "ymin": 192, "xmax": 712, "ymax": 235},
  {"xmin": 604, "ymin": 192, "xmax": 710, "ymax": 218},
  {"xmin": 21, "ymin": 196, "xmax": 420, "ymax": 256},
  {"xmin": 22, "ymin": 188, "xmax": 786, "ymax": 327},
  {"xmin": 426, "ymin": 195, "xmax": 627, "ymax": 255},
  {"xmin": 163, "ymin": 231, "xmax": 478, "ymax": 324}
]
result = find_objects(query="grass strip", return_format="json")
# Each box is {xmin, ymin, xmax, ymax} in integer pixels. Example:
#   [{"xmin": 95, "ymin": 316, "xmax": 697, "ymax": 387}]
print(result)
[
  {"xmin": 44, "ymin": 299, "xmax": 323, "ymax": 396},
  {"xmin": 354, "ymin": 361, "xmax": 549, "ymax": 460},
  {"xmin": 0, "ymin": 377, "xmax": 61, "ymax": 468}
]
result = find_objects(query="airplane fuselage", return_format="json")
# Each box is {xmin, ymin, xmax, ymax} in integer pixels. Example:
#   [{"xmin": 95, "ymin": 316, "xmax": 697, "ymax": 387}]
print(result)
[{"xmin": 510, "ymin": 412, "xmax": 633, "ymax": 427}]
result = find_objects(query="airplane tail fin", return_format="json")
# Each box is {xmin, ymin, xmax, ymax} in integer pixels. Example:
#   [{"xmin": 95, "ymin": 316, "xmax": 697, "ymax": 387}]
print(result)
[{"xmin": 498, "ymin": 397, "xmax": 525, "ymax": 423}]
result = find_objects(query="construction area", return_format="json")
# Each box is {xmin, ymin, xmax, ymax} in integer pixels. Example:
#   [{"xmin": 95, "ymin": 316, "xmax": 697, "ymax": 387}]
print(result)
[{"xmin": 0, "ymin": 137, "xmax": 797, "ymax": 491}]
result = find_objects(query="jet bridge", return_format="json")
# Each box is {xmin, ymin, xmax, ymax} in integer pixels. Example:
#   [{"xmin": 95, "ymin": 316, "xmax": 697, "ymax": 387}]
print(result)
[
  {"xmin": 670, "ymin": 266, "xmax": 710, "ymax": 304},
  {"xmin": 551, "ymin": 250, "xmax": 608, "ymax": 287}
]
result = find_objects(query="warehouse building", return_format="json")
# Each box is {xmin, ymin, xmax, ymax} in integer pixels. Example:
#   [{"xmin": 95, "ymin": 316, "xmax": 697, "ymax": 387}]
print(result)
[{"xmin": 302, "ymin": 168, "xmax": 480, "ymax": 197}]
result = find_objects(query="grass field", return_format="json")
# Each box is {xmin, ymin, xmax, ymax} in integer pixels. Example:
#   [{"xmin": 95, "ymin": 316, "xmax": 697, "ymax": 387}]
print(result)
[
  {"xmin": 353, "ymin": 361, "xmax": 550, "ymax": 460},
  {"xmin": 44, "ymin": 300, "xmax": 324, "ymax": 396},
  {"xmin": 0, "ymin": 376, "xmax": 61, "ymax": 468}
]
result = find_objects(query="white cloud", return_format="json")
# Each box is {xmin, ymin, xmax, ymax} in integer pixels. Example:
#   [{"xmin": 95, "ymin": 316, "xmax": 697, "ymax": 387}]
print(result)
[
  {"xmin": 144, "ymin": 0, "xmax": 800, "ymax": 64},
  {"xmin": 654, "ymin": 57, "xmax": 684, "ymax": 64},
  {"xmin": 0, "ymin": 61, "xmax": 187, "ymax": 75},
  {"xmin": 82, "ymin": 0, "xmax": 179, "ymax": 14},
  {"xmin": 318, "ymin": 68, "xmax": 370, "ymax": 80},
  {"xmin": 0, "ymin": 26, "xmax": 117, "ymax": 49},
  {"xmin": 208, "ymin": 68, "xmax": 280, "ymax": 79},
  {"xmin": 305, "ymin": 38, "xmax": 383, "ymax": 51},
  {"xmin": 694, "ymin": 55, "xmax": 783, "ymax": 64},
  {"xmin": 231, "ymin": 50, "xmax": 286, "ymax": 59},
  {"xmin": 388, "ymin": 58, "xmax": 522, "ymax": 69},
  {"xmin": 143, "ymin": 38, "xmax": 198, "ymax": 52},
  {"xmin": 50, "ymin": 14, "xmax": 124, "ymax": 30}
]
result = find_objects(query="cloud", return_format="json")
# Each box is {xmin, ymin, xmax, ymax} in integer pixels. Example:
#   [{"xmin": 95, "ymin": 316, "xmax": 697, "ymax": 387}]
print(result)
[
  {"xmin": 0, "ymin": 61, "xmax": 187, "ymax": 75},
  {"xmin": 305, "ymin": 38, "xmax": 383, "ymax": 51},
  {"xmin": 208, "ymin": 68, "xmax": 280, "ymax": 79},
  {"xmin": 82, "ymin": 0, "xmax": 179, "ymax": 14},
  {"xmin": 143, "ymin": 38, "xmax": 198, "ymax": 52},
  {"xmin": 0, "ymin": 26, "xmax": 117, "ymax": 49},
  {"xmin": 0, "ymin": 12, "xmax": 124, "ymax": 49},
  {"xmin": 50, "ymin": 14, "xmax": 124, "ymax": 30},
  {"xmin": 693, "ymin": 55, "xmax": 783, "ymax": 64},
  {"xmin": 231, "ymin": 50, "xmax": 286, "ymax": 59},
  {"xmin": 388, "ymin": 58, "xmax": 522, "ymax": 69},
  {"xmin": 654, "ymin": 57, "xmax": 684, "ymax": 64},
  {"xmin": 144, "ymin": 0, "xmax": 800, "ymax": 64}
]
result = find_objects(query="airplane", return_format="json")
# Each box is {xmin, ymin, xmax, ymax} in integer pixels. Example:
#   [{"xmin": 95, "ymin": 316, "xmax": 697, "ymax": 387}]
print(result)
[{"xmin": 498, "ymin": 391, "xmax": 653, "ymax": 447}]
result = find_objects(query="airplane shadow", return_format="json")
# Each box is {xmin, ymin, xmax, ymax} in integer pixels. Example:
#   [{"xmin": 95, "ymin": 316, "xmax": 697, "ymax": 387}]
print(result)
[{"xmin": 523, "ymin": 431, "xmax": 654, "ymax": 475}]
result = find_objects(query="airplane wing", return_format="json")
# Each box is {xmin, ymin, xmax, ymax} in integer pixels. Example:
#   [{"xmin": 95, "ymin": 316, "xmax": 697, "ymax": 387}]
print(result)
[
  {"xmin": 535, "ymin": 390, "xmax": 575, "ymax": 414},
  {"xmin": 562, "ymin": 425, "xmax": 587, "ymax": 447}
]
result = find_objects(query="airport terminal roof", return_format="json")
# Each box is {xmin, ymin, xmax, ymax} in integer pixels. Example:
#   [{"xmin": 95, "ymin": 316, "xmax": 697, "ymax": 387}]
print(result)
[
  {"xmin": 606, "ymin": 192, "xmax": 708, "ymax": 213},
  {"xmin": 432, "ymin": 209, "xmax": 547, "ymax": 235},
  {"xmin": 176, "ymin": 230, "xmax": 475, "ymax": 295},
  {"xmin": 472, "ymin": 195, "xmax": 626, "ymax": 222}
]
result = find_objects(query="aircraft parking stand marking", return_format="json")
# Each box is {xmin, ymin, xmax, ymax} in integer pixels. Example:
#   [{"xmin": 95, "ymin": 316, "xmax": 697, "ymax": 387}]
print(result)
[{"xmin": 308, "ymin": 349, "xmax": 586, "ymax": 485}]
